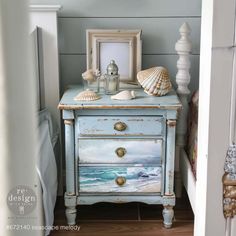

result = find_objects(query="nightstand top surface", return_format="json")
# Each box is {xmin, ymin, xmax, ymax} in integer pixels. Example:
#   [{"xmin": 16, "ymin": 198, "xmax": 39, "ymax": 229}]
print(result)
[{"xmin": 58, "ymin": 85, "xmax": 182, "ymax": 110}]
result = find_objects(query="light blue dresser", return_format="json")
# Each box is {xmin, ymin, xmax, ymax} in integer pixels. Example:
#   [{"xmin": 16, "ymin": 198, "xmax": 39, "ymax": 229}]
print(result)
[{"xmin": 58, "ymin": 85, "xmax": 181, "ymax": 228}]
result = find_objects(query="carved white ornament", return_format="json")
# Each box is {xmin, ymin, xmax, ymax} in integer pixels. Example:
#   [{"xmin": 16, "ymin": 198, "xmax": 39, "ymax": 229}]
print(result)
[{"xmin": 175, "ymin": 22, "xmax": 192, "ymax": 95}]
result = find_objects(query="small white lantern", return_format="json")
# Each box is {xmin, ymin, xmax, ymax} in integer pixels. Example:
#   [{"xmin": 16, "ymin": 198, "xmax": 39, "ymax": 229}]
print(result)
[{"xmin": 104, "ymin": 60, "xmax": 120, "ymax": 94}]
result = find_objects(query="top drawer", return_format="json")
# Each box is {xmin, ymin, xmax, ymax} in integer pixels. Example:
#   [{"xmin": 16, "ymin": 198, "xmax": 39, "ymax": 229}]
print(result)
[{"xmin": 76, "ymin": 116, "xmax": 164, "ymax": 136}]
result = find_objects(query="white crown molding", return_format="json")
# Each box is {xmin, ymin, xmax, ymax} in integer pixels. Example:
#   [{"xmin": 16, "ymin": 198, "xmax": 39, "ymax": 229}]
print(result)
[{"xmin": 29, "ymin": 5, "xmax": 61, "ymax": 12}]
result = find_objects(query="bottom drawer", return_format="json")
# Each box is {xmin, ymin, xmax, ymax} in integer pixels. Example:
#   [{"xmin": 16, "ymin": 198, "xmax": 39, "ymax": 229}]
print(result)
[{"xmin": 79, "ymin": 167, "xmax": 162, "ymax": 193}]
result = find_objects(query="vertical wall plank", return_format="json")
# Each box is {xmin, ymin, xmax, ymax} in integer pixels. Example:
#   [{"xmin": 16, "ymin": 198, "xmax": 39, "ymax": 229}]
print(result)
[{"xmin": 212, "ymin": 0, "xmax": 236, "ymax": 47}]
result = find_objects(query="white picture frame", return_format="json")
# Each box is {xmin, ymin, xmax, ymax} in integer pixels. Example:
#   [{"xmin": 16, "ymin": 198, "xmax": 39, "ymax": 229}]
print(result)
[{"xmin": 86, "ymin": 29, "xmax": 142, "ymax": 87}]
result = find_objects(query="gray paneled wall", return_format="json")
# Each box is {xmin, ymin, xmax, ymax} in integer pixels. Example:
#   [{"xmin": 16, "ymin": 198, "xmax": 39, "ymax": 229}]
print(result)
[{"xmin": 30, "ymin": 0, "xmax": 201, "ymax": 93}]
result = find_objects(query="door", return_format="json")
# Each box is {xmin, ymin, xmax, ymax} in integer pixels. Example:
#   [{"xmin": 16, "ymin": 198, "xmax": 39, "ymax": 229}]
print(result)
[{"xmin": 195, "ymin": 0, "xmax": 236, "ymax": 235}]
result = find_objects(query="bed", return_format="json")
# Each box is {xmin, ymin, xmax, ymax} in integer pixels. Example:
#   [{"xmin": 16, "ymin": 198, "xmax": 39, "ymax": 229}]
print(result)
[
  {"xmin": 31, "ymin": 26, "xmax": 59, "ymax": 236},
  {"xmin": 29, "ymin": 6, "xmax": 62, "ymax": 235},
  {"xmin": 174, "ymin": 22, "xmax": 197, "ymax": 213},
  {"xmin": 180, "ymin": 91, "xmax": 198, "ymax": 213},
  {"xmin": 37, "ymin": 109, "xmax": 59, "ymax": 236}
]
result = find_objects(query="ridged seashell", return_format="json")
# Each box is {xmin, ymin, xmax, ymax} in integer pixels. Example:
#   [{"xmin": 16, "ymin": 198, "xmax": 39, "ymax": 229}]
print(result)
[
  {"xmin": 82, "ymin": 69, "xmax": 95, "ymax": 83},
  {"xmin": 137, "ymin": 67, "xmax": 172, "ymax": 96},
  {"xmin": 111, "ymin": 90, "xmax": 136, "ymax": 100},
  {"xmin": 74, "ymin": 89, "xmax": 100, "ymax": 101}
]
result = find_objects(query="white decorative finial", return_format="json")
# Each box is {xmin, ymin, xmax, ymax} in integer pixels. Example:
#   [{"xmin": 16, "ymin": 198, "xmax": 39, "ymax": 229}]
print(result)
[{"xmin": 175, "ymin": 22, "xmax": 192, "ymax": 95}]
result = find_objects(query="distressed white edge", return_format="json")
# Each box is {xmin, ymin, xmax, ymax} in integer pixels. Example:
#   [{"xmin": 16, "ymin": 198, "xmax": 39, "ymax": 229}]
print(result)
[
  {"xmin": 230, "ymin": 48, "xmax": 236, "ymax": 144},
  {"xmin": 180, "ymin": 150, "xmax": 196, "ymax": 213},
  {"xmin": 29, "ymin": 5, "xmax": 61, "ymax": 12}
]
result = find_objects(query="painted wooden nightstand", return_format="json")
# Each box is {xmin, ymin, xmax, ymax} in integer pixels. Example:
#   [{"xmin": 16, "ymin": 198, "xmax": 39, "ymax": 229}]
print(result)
[{"xmin": 58, "ymin": 85, "xmax": 181, "ymax": 228}]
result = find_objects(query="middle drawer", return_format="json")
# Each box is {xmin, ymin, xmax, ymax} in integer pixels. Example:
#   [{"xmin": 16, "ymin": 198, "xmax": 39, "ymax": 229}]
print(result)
[{"xmin": 78, "ymin": 139, "xmax": 162, "ymax": 164}]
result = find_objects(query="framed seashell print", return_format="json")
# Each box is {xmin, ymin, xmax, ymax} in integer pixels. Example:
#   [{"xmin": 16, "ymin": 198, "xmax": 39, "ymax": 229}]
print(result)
[{"xmin": 86, "ymin": 29, "xmax": 142, "ymax": 87}]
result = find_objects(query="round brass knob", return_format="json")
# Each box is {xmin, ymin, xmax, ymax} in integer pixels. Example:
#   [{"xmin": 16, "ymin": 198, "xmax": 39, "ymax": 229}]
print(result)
[
  {"xmin": 114, "ymin": 122, "xmax": 127, "ymax": 131},
  {"xmin": 115, "ymin": 176, "xmax": 126, "ymax": 186},
  {"xmin": 115, "ymin": 147, "xmax": 127, "ymax": 158}
]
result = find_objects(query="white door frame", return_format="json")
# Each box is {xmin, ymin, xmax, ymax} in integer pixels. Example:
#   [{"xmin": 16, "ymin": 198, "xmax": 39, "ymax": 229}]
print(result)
[
  {"xmin": 195, "ymin": 0, "xmax": 236, "ymax": 235},
  {"xmin": 0, "ymin": 0, "xmax": 42, "ymax": 235}
]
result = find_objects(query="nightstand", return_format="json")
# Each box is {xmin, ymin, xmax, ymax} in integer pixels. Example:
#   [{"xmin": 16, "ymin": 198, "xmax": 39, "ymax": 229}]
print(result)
[{"xmin": 58, "ymin": 85, "xmax": 181, "ymax": 228}]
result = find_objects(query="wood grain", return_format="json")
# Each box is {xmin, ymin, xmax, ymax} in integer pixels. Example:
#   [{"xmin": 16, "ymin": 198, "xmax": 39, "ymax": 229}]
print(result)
[
  {"xmin": 58, "ymin": 86, "xmax": 181, "ymax": 111},
  {"xmin": 51, "ymin": 221, "xmax": 193, "ymax": 236},
  {"xmin": 50, "ymin": 197, "xmax": 194, "ymax": 236}
]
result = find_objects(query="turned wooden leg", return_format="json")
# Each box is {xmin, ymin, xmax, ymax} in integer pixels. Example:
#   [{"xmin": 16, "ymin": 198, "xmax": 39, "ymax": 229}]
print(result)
[
  {"xmin": 65, "ymin": 206, "xmax": 77, "ymax": 225},
  {"xmin": 65, "ymin": 193, "xmax": 77, "ymax": 225},
  {"xmin": 162, "ymin": 205, "xmax": 174, "ymax": 228}
]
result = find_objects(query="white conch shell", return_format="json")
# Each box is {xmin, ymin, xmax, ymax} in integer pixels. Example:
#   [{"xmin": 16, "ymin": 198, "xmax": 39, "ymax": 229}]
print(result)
[
  {"xmin": 137, "ymin": 66, "xmax": 172, "ymax": 96},
  {"xmin": 74, "ymin": 89, "xmax": 100, "ymax": 101},
  {"xmin": 111, "ymin": 90, "xmax": 136, "ymax": 100},
  {"xmin": 82, "ymin": 69, "xmax": 95, "ymax": 83}
]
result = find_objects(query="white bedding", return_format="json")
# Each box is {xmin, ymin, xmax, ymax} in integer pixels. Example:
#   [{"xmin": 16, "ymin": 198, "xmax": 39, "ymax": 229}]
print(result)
[{"xmin": 37, "ymin": 109, "xmax": 58, "ymax": 236}]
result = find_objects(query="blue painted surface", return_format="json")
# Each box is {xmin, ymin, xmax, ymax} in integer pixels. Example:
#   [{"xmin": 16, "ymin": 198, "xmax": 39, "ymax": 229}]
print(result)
[
  {"xmin": 59, "ymin": 85, "xmax": 181, "ymax": 110},
  {"xmin": 79, "ymin": 167, "xmax": 162, "ymax": 193},
  {"xmin": 60, "ymin": 85, "xmax": 179, "ymax": 227},
  {"xmin": 77, "ymin": 116, "xmax": 164, "ymax": 136},
  {"xmin": 78, "ymin": 139, "xmax": 162, "ymax": 164}
]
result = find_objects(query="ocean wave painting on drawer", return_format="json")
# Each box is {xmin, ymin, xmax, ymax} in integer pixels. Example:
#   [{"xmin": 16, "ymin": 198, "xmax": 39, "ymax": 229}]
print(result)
[
  {"xmin": 79, "ymin": 167, "xmax": 162, "ymax": 193},
  {"xmin": 78, "ymin": 139, "xmax": 162, "ymax": 164}
]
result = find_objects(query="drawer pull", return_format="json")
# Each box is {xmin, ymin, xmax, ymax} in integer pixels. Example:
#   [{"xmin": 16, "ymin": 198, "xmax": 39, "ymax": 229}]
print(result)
[
  {"xmin": 114, "ymin": 122, "xmax": 127, "ymax": 131},
  {"xmin": 115, "ymin": 176, "xmax": 126, "ymax": 186},
  {"xmin": 115, "ymin": 147, "xmax": 127, "ymax": 158}
]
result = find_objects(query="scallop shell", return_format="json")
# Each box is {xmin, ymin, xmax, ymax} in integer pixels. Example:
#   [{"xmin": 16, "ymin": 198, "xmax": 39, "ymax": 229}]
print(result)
[
  {"xmin": 82, "ymin": 69, "xmax": 95, "ymax": 83},
  {"xmin": 137, "ymin": 67, "xmax": 172, "ymax": 96},
  {"xmin": 74, "ymin": 89, "xmax": 100, "ymax": 101},
  {"xmin": 111, "ymin": 90, "xmax": 136, "ymax": 100}
]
